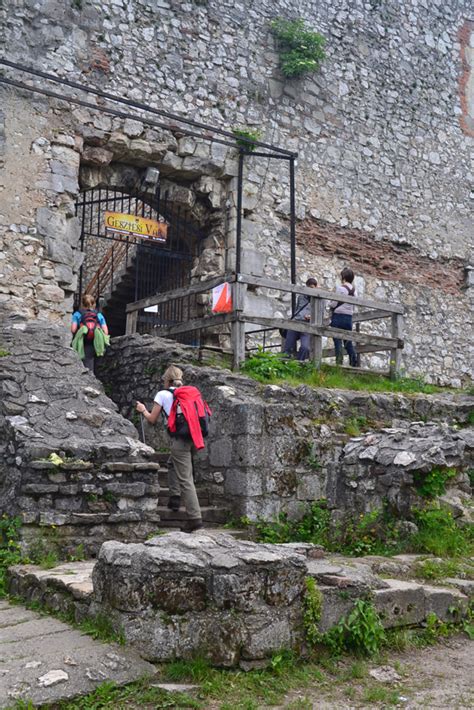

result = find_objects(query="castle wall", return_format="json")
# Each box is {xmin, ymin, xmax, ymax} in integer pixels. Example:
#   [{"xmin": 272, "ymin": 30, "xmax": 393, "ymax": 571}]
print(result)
[{"xmin": 0, "ymin": 0, "xmax": 472, "ymax": 384}]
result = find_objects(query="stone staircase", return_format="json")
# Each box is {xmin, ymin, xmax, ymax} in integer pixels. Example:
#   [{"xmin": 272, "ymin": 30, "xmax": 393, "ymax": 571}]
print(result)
[
  {"xmin": 18, "ymin": 452, "xmax": 230, "ymax": 557},
  {"xmin": 153, "ymin": 452, "xmax": 229, "ymax": 529}
]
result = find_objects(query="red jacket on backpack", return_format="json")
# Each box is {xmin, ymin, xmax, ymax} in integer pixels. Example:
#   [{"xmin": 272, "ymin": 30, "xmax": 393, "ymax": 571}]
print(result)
[{"xmin": 167, "ymin": 386, "xmax": 211, "ymax": 450}]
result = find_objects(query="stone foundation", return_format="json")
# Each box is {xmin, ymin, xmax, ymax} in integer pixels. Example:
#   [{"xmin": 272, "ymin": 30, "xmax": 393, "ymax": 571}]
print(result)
[{"xmin": 8, "ymin": 533, "xmax": 472, "ymax": 669}]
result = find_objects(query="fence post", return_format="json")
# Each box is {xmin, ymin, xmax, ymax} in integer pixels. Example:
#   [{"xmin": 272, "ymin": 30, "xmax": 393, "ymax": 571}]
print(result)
[
  {"xmin": 126, "ymin": 309, "xmax": 138, "ymax": 335},
  {"xmin": 231, "ymin": 280, "xmax": 246, "ymax": 370},
  {"xmin": 390, "ymin": 313, "xmax": 404, "ymax": 380},
  {"xmin": 311, "ymin": 295, "xmax": 324, "ymax": 368}
]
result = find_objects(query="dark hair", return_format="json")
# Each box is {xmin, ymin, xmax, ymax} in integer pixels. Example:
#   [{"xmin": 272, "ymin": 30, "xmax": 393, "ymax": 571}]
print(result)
[
  {"xmin": 306, "ymin": 277, "xmax": 318, "ymax": 287},
  {"xmin": 341, "ymin": 268, "xmax": 354, "ymax": 284}
]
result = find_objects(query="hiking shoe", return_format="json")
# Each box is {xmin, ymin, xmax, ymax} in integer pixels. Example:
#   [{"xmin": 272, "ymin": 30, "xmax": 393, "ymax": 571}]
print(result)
[
  {"xmin": 167, "ymin": 495, "xmax": 181, "ymax": 512},
  {"xmin": 180, "ymin": 519, "xmax": 203, "ymax": 533}
]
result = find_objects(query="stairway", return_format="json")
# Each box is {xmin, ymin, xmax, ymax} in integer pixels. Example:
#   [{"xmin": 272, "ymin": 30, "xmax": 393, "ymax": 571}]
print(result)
[
  {"xmin": 93, "ymin": 244, "xmax": 138, "ymax": 336},
  {"xmin": 153, "ymin": 452, "xmax": 229, "ymax": 529}
]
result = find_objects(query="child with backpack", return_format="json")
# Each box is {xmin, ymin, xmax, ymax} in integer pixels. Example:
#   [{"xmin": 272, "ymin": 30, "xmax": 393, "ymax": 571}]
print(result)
[
  {"xmin": 135, "ymin": 365, "xmax": 211, "ymax": 534},
  {"xmin": 71, "ymin": 294, "xmax": 109, "ymax": 373}
]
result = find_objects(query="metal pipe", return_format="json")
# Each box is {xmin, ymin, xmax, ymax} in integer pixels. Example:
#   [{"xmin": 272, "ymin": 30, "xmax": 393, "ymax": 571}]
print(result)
[
  {"xmin": 235, "ymin": 151, "xmax": 244, "ymax": 275},
  {"xmin": 289, "ymin": 156, "xmax": 297, "ymax": 314},
  {"xmin": 0, "ymin": 61, "xmax": 297, "ymax": 157}
]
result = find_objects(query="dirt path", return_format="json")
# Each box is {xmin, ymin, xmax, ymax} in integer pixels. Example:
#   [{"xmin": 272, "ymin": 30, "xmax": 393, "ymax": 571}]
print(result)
[{"xmin": 274, "ymin": 635, "xmax": 474, "ymax": 709}]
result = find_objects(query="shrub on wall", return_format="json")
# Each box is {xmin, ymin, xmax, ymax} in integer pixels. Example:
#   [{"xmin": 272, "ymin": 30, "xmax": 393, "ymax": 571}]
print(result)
[{"xmin": 270, "ymin": 17, "xmax": 326, "ymax": 78}]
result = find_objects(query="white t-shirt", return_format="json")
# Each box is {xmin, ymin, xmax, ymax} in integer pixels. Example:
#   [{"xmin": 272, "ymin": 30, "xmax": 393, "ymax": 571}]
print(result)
[{"xmin": 154, "ymin": 389, "xmax": 174, "ymax": 417}]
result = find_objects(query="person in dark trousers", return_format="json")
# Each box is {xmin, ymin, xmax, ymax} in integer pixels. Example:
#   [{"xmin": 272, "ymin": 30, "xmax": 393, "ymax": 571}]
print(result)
[
  {"xmin": 329, "ymin": 267, "xmax": 358, "ymax": 367},
  {"xmin": 71, "ymin": 294, "xmax": 108, "ymax": 373},
  {"xmin": 135, "ymin": 365, "xmax": 203, "ymax": 534},
  {"xmin": 284, "ymin": 277, "xmax": 318, "ymax": 361}
]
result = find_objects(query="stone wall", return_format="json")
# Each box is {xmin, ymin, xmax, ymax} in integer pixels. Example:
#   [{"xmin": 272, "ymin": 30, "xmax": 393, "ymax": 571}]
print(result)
[
  {"xmin": 1, "ymin": 0, "xmax": 473, "ymax": 385},
  {"xmin": 0, "ymin": 318, "xmax": 164, "ymax": 554},
  {"xmin": 98, "ymin": 334, "xmax": 474, "ymax": 523}
]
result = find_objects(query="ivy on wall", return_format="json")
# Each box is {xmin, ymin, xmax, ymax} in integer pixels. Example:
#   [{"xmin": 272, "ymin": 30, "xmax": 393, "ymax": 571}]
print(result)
[{"xmin": 270, "ymin": 17, "xmax": 326, "ymax": 78}]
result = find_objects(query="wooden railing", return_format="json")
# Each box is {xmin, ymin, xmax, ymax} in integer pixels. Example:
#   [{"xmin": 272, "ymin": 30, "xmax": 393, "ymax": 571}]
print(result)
[
  {"xmin": 125, "ymin": 273, "xmax": 405, "ymax": 378},
  {"xmin": 84, "ymin": 237, "xmax": 137, "ymax": 298}
]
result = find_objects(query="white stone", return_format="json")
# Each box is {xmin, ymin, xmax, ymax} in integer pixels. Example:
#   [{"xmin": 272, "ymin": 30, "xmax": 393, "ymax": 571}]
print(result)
[
  {"xmin": 37, "ymin": 670, "xmax": 69, "ymax": 687},
  {"xmin": 393, "ymin": 451, "xmax": 418, "ymax": 466}
]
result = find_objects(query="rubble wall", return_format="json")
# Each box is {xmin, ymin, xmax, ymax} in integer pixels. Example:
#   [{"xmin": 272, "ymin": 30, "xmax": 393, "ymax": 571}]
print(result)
[
  {"xmin": 0, "ymin": 318, "xmax": 162, "ymax": 554},
  {"xmin": 98, "ymin": 334, "xmax": 474, "ymax": 522}
]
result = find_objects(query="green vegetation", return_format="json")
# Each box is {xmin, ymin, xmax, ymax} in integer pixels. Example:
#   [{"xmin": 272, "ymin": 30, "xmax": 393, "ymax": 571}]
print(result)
[
  {"xmin": 411, "ymin": 506, "xmax": 474, "ymax": 557},
  {"xmin": 413, "ymin": 558, "xmax": 467, "ymax": 581},
  {"xmin": 343, "ymin": 415, "xmax": 369, "ymax": 436},
  {"xmin": 252, "ymin": 500, "xmax": 474, "ymax": 558},
  {"xmin": 232, "ymin": 127, "xmax": 262, "ymax": 152},
  {"xmin": 0, "ymin": 348, "xmax": 10, "ymax": 357},
  {"xmin": 413, "ymin": 467, "xmax": 457, "ymax": 498},
  {"xmin": 270, "ymin": 18, "xmax": 326, "ymax": 78},
  {"xmin": 241, "ymin": 350, "xmax": 446, "ymax": 395},
  {"xmin": 304, "ymin": 579, "xmax": 386, "ymax": 658},
  {"xmin": 325, "ymin": 600, "xmax": 386, "ymax": 657},
  {"xmin": 0, "ymin": 515, "xmax": 22, "ymax": 597},
  {"xmin": 303, "ymin": 577, "xmax": 323, "ymax": 647}
]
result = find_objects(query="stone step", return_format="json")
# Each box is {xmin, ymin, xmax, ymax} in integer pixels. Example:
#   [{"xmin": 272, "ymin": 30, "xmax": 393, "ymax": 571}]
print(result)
[
  {"xmin": 158, "ymin": 488, "xmax": 211, "ymax": 506},
  {"xmin": 156, "ymin": 506, "xmax": 230, "ymax": 526},
  {"xmin": 0, "ymin": 599, "xmax": 155, "ymax": 708}
]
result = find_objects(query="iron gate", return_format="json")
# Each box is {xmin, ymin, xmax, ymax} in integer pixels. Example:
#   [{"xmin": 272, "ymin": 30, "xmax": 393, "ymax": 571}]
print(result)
[{"xmin": 75, "ymin": 185, "xmax": 204, "ymax": 336}]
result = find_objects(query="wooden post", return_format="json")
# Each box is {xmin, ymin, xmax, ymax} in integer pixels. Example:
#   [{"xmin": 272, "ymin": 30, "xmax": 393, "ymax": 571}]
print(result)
[
  {"xmin": 125, "ymin": 309, "xmax": 138, "ymax": 335},
  {"xmin": 311, "ymin": 295, "xmax": 325, "ymax": 368},
  {"xmin": 389, "ymin": 313, "xmax": 404, "ymax": 379},
  {"xmin": 231, "ymin": 280, "xmax": 246, "ymax": 370}
]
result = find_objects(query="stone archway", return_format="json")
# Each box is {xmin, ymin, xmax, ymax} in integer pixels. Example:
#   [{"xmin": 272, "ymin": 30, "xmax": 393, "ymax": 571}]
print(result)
[{"xmin": 72, "ymin": 119, "xmax": 237, "ymax": 337}]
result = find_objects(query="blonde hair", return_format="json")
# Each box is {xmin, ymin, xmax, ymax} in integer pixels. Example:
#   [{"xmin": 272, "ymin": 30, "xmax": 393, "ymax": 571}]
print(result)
[
  {"xmin": 163, "ymin": 365, "xmax": 183, "ymax": 388},
  {"xmin": 81, "ymin": 294, "xmax": 96, "ymax": 309}
]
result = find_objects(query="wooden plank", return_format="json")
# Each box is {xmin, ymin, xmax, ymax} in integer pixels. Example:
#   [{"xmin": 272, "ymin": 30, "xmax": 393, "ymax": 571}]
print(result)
[
  {"xmin": 390, "ymin": 313, "xmax": 404, "ymax": 380},
  {"xmin": 153, "ymin": 312, "xmax": 235, "ymax": 337},
  {"xmin": 232, "ymin": 282, "xmax": 246, "ymax": 369},
  {"xmin": 125, "ymin": 310, "xmax": 137, "ymax": 335},
  {"xmin": 126, "ymin": 273, "xmax": 236, "ymax": 313},
  {"xmin": 322, "ymin": 343, "xmax": 393, "ymax": 358},
  {"xmin": 236, "ymin": 274, "xmax": 405, "ymax": 314},
  {"xmin": 311, "ymin": 296, "xmax": 324, "ymax": 368},
  {"xmin": 353, "ymin": 309, "xmax": 392, "ymax": 323},
  {"xmin": 242, "ymin": 316, "xmax": 401, "ymax": 349}
]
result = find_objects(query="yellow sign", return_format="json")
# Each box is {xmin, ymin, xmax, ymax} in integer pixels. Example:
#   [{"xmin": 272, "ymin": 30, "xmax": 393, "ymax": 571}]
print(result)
[{"xmin": 105, "ymin": 211, "xmax": 168, "ymax": 243}]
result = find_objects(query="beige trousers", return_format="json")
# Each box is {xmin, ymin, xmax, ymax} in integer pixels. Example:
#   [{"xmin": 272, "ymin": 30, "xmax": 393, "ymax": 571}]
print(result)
[{"xmin": 168, "ymin": 436, "xmax": 201, "ymax": 520}]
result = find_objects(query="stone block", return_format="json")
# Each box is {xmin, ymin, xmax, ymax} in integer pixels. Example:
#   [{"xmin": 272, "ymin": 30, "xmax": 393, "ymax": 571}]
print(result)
[
  {"xmin": 423, "ymin": 584, "xmax": 468, "ymax": 622},
  {"xmin": 91, "ymin": 533, "xmax": 306, "ymax": 666},
  {"xmin": 241, "ymin": 615, "xmax": 293, "ymax": 659},
  {"xmin": 373, "ymin": 580, "xmax": 425, "ymax": 628},
  {"xmin": 105, "ymin": 482, "xmax": 147, "ymax": 498},
  {"xmin": 240, "ymin": 248, "xmax": 265, "ymax": 277},
  {"xmin": 36, "ymin": 207, "xmax": 66, "ymax": 238},
  {"xmin": 297, "ymin": 474, "xmax": 325, "ymax": 501},
  {"xmin": 36, "ymin": 284, "xmax": 65, "ymax": 303},
  {"xmin": 81, "ymin": 147, "xmax": 114, "ymax": 166},
  {"xmin": 223, "ymin": 467, "xmax": 262, "ymax": 496},
  {"xmin": 209, "ymin": 438, "xmax": 232, "ymax": 467},
  {"xmin": 318, "ymin": 585, "xmax": 360, "ymax": 632},
  {"xmin": 44, "ymin": 237, "xmax": 73, "ymax": 266}
]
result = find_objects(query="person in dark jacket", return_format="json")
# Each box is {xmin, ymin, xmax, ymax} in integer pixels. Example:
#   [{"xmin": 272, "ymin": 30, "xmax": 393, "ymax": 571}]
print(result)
[{"xmin": 284, "ymin": 277, "xmax": 318, "ymax": 361}]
